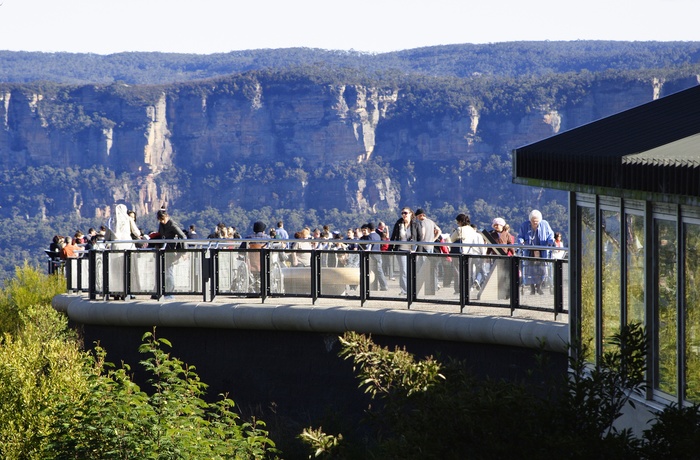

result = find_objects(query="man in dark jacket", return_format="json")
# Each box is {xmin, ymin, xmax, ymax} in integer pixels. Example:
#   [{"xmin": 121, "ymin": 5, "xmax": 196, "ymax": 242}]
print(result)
[
  {"xmin": 157, "ymin": 209, "xmax": 187, "ymax": 248},
  {"xmin": 156, "ymin": 209, "xmax": 187, "ymax": 299},
  {"xmin": 390, "ymin": 207, "xmax": 419, "ymax": 296}
]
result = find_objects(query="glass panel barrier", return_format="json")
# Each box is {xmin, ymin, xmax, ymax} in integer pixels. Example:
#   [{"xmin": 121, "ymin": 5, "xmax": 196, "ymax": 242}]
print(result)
[
  {"xmin": 268, "ymin": 249, "xmax": 287, "ymax": 295},
  {"xmin": 107, "ymin": 252, "xmax": 125, "ymax": 294},
  {"xmin": 79, "ymin": 257, "xmax": 90, "ymax": 291},
  {"xmin": 93, "ymin": 252, "xmax": 104, "ymax": 295},
  {"xmin": 281, "ymin": 248, "xmax": 313, "ymax": 296},
  {"xmin": 164, "ymin": 251, "xmax": 199, "ymax": 294},
  {"xmin": 130, "ymin": 250, "xmax": 157, "ymax": 293},
  {"xmin": 217, "ymin": 251, "xmax": 250, "ymax": 294}
]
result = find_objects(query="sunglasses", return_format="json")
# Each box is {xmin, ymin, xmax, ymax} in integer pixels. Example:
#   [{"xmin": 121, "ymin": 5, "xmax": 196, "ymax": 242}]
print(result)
[{"xmin": 401, "ymin": 211, "xmax": 409, "ymax": 215}]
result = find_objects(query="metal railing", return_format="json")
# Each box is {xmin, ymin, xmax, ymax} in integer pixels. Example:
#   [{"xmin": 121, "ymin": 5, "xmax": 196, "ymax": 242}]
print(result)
[{"xmin": 59, "ymin": 239, "xmax": 569, "ymax": 319}]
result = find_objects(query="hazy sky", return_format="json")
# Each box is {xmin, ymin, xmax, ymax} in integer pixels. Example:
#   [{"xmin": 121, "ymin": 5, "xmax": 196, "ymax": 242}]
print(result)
[{"xmin": 1, "ymin": 0, "xmax": 698, "ymax": 55}]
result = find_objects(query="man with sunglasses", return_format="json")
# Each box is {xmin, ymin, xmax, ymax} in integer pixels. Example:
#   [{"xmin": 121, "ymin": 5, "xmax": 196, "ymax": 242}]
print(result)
[{"xmin": 390, "ymin": 207, "xmax": 419, "ymax": 296}]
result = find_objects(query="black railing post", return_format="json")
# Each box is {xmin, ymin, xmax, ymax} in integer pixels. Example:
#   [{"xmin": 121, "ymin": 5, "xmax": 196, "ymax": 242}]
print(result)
[
  {"xmin": 124, "ymin": 251, "xmax": 132, "ymax": 300},
  {"xmin": 212, "ymin": 250, "xmax": 220, "ymax": 300},
  {"xmin": 311, "ymin": 249, "xmax": 320, "ymax": 304},
  {"xmin": 460, "ymin": 254, "xmax": 468, "ymax": 312},
  {"xmin": 407, "ymin": 252, "xmax": 415, "ymax": 309},
  {"xmin": 155, "ymin": 250, "xmax": 164, "ymax": 300},
  {"xmin": 101, "ymin": 251, "xmax": 109, "ymax": 301},
  {"xmin": 553, "ymin": 259, "xmax": 563, "ymax": 320},
  {"xmin": 360, "ymin": 250, "xmax": 369, "ymax": 307},
  {"xmin": 510, "ymin": 255, "xmax": 520, "ymax": 316},
  {"xmin": 203, "ymin": 249, "xmax": 214, "ymax": 302},
  {"xmin": 260, "ymin": 247, "xmax": 269, "ymax": 303},
  {"xmin": 88, "ymin": 250, "xmax": 97, "ymax": 300}
]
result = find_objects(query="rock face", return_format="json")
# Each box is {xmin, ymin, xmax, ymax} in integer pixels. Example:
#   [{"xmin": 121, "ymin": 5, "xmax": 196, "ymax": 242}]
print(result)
[
  {"xmin": 0, "ymin": 75, "xmax": 697, "ymax": 218},
  {"xmin": 168, "ymin": 84, "xmax": 398, "ymax": 168}
]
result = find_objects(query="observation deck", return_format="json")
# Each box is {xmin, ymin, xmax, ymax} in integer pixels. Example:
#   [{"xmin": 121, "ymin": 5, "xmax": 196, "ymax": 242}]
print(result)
[{"xmin": 53, "ymin": 238, "xmax": 569, "ymax": 353}]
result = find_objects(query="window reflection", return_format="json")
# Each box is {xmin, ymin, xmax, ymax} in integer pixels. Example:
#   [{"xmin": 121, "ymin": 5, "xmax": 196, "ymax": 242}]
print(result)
[
  {"xmin": 601, "ymin": 210, "xmax": 621, "ymax": 352},
  {"xmin": 656, "ymin": 219, "xmax": 677, "ymax": 396},
  {"xmin": 685, "ymin": 223, "xmax": 700, "ymax": 402},
  {"xmin": 580, "ymin": 206, "xmax": 596, "ymax": 361},
  {"xmin": 626, "ymin": 214, "xmax": 645, "ymax": 324}
]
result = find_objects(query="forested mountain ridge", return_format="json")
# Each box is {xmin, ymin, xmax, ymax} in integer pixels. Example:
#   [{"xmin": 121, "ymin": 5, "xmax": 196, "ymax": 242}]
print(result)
[
  {"xmin": 2, "ymin": 41, "xmax": 700, "ymax": 84},
  {"xmin": 0, "ymin": 42, "xmax": 699, "ymax": 281}
]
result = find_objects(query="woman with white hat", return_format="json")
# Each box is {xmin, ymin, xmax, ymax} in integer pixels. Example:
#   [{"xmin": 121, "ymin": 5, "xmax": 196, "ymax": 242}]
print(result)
[{"xmin": 488, "ymin": 217, "xmax": 515, "ymax": 300}]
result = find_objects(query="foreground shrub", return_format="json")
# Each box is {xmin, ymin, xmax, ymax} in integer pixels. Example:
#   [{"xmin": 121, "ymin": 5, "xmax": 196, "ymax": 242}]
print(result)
[
  {"xmin": 302, "ymin": 326, "xmax": 661, "ymax": 459},
  {"xmin": 0, "ymin": 266, "xmax": 277, "ymax": 459},
  {"xmin": 48, "ymin": 330, "xmax": 278, "ymax": 459},
  {"xmin": 0, "ymin": 266, "xmax": 83, "ymax": 460},
  {"xmin": 0, "ymin": 262, "xmax": 66, "ymax": 334}
]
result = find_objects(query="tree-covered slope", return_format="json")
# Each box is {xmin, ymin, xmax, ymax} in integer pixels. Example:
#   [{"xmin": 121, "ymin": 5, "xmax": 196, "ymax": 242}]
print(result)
[{"xmin": 1, "ymin": 41, "xmax": 699, "ymax": 84}]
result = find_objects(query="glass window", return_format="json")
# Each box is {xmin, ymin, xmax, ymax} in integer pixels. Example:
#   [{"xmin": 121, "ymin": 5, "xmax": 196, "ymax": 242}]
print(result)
[
  {"xmin": 685, "ymin": 223, "xmax": 700, "ymax": 402},
  {"xmin": 601, "ymin": 210, "xmax": 621, "ymax": 352},
  {"xmin": 579, "ymin": 206, "xmax": 597, "ymax": 361},
  {"xmin": 626, "ymin": 213, "xmax": 645, "ymax": 324},
  {"xmin": 656, "ymin": 219, "xmax": 677, "ymax": 396}
]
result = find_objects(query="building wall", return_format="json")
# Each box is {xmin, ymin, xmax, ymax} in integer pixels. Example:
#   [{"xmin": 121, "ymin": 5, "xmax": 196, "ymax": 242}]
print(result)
[{"xmin": 572, "ymin": 192, "xmax": 700, "ymax": 405}]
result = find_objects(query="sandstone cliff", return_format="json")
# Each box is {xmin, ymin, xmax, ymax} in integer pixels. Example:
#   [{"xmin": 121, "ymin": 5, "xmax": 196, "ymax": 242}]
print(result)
[{"xmin": 0, "ymin": 74, "xmax": 697, "ymax": 219}]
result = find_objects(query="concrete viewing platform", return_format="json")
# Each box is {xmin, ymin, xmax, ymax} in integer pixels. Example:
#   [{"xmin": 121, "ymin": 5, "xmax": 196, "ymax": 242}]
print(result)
[{"xmin": 53, "ymin": 294, "xmax": 569, "ymax": 353}]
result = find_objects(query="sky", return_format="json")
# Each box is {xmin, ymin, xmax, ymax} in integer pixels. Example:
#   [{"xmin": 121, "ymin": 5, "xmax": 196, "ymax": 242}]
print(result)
[{"xmin": 0, "ymin": 0, "xmax": 698, "ymax": 55}]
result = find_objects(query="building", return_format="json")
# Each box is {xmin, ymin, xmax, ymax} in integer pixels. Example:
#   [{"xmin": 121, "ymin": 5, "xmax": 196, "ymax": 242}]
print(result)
[{"xmin": 513, "ymin": 83, "xmax": 700, "ymax": 413}]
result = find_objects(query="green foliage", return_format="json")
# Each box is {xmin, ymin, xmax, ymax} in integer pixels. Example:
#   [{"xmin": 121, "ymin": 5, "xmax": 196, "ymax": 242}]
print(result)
[
  {"xmin": 302, "ymin": 325, "xmax": 696, "ymax": 459},
  {"xmin": 0, "ymin": 267, "xmax": 83, "ymax": 460},
  {"xmin": 3, "ymin": 42, "xmax": 699, "ymax": 86},
  {"xmin": 0, "ymin": 311, "xmax": 86, "ymax": 459},
  {"xmin": 0, "ymin": 267, "xmax": 277, "ymax": 459},
  {"xmin": 641, "ymin": 403, "xmax": 700, "ymax": 459},
  {"xmin": 0, "ymin": 263, "xmax": 66, "ymax": 334},
  {"xmin": 561, "ymin": 323, "xmax": 647, "ymax": 447},
  {"xmin": 339, "ymin": 331, "xmax": 445, "ymax": 399},
  {"xmin": 298, "ymin": 427, "xmax": 343, "ymax": 459},
  {"xmin": 48, "ymin": 329, "xmax": 278, "ymax": 459}
]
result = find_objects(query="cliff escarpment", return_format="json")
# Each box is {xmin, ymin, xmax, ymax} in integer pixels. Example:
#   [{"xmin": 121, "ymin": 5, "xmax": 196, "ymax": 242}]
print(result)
[{"xmin": 0, "ymin": 72, "xmax": 698, "ymax": 222}]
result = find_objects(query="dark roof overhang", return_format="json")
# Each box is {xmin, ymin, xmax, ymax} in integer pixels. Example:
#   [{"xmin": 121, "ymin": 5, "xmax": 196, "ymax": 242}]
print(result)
[{"xmin": 513, "ymin": 84, "xmax": 700, "ymax": 198}]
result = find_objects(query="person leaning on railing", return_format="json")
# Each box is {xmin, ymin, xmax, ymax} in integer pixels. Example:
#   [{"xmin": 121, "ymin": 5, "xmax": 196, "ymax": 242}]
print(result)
[
  {"xmin": 60, "ymin": 236, "xmax": 80, "ymax": 259},
  {"xmin": 390, "ymin": 207, "xmax": 419, "ymax": 296},
  {"xmin": 156, "ymin": 209, "xmax": 187, "ymax": 299},
  {"xmin": 487, "ymin": 217, "xmax": 515, "ymax": 300},
  {"xmin": 517, "ymin": 209, "xmax": 554, "ymax": 295},
  {"xmin": 447, "ymin": 213, "xmax": 485, "ymax": 294}
]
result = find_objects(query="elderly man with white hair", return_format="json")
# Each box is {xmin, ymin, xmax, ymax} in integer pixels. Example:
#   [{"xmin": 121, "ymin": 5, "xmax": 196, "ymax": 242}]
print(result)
[{"xmin": 517, "ymin": 209, "xmax": 555, "ymax": 295}]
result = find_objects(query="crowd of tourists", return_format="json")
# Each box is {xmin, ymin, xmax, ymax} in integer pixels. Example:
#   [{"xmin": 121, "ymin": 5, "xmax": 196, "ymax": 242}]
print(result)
[{"xmin": 48, "ymin": 205, "xmax": 566, "ymax": 296}]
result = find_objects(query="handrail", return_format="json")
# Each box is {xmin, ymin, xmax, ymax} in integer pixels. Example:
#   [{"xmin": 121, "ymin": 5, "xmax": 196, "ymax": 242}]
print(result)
[
  {"xmin": 58, "ymin": 240, "xmax": 568, "ymax": 320},
  {"xmin": 86, "ymin": 237, "xmax": 566, "ymax": 253}
]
